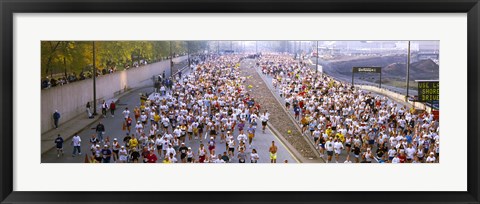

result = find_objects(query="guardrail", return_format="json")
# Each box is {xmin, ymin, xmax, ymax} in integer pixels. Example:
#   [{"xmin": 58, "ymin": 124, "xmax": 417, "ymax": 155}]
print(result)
[
  {"xmin": 305, "ymin": 59, "xmax": 432, "ymax": 112},
  {"xmin": 355, "ymin": 84, "xmax": 431, "ymax": 112}
]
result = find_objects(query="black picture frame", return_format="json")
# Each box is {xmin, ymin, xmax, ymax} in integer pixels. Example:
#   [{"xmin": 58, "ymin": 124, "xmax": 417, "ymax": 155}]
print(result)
[{"xmin": 1, "ymin": 0, "xmax": 479, "ymax": 203}]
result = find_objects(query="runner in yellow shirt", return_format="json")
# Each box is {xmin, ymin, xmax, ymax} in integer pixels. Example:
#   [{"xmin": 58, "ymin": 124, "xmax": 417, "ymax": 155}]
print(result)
[
  {"xmin": 129, "ymin": 135, "xmax": 138, "ymax": 150},
  {"xmin": 336, "ymin": 132, "xmax": 345, "ymax": 143},
  {"xmin": 153, "ymin": 113, "xmax": 160, "ymax": 124}
]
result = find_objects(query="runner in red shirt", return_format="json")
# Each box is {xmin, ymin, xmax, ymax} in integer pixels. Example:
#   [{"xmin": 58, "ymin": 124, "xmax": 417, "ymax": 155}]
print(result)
[
  {"xmin": 146, "ymin": 150, "xmax": 158, "ymax": 163},
  {"xmin": 398, "ymin": 151, "xmax": 407, "ymax": 163}
]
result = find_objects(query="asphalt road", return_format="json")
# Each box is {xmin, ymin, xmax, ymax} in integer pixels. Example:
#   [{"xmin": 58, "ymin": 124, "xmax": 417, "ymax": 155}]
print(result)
[
  {"xmin": 42, "ymin": 64, "xmax": 297, "ymax": 163},
  {"xmin": 310, "ymin": 57, "xmax": 419, "ymax": 96}
]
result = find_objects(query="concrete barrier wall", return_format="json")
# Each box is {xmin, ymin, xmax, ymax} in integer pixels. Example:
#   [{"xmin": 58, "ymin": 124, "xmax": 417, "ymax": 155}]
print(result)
[
  {"xmin": 41, "ymin": 57, "xmax": 185, "ymax": 134},
  {"xmin": 356, "ymin": 85, "xmax": 431, "ymax": 112}
]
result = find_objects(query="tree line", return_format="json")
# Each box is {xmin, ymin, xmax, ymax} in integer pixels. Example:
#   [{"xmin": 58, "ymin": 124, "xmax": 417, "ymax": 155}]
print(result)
[
  {"xmin": 41, "ymin": 41, "xmax": 209, "ymax": 78},
  {"xmin": 41, "ymin": 40, "xmax": 313, "ymax": 79}
]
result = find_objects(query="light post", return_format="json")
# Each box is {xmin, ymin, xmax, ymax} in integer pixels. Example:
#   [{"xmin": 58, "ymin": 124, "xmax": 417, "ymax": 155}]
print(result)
[
  {"xmin": 92, "ymin": 41, "xmax": 97, "ymax": 116},
  {"xmin": 314, "ymin": 41, "xmax": 319, "ymax": 86},
  {"xmin": 294, "ymin": 41, "xmax": 297, "ymax": 59},
  {"xmin": 170, "ymin": 41, "xmax": 173, "ymax": 77},
  {"xmin": 64, "ymin": 57, "xmax": 67, "ymax": 78},
  {"xmin": 187, "ymin": 41, "xmax": 191, "ymax": 68},
  {"xmin": 406, "ymin": 41, "xmax": 411, "ymax": 102}
]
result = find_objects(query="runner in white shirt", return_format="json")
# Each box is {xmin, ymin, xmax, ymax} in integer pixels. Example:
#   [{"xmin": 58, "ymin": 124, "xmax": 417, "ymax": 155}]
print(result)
[
  {"xmin": 250, "ymin": 149, "xmax": 260, "ymax": 163},
  {"xmin": 186, "ymin": 147, "xmax": 194, "ymax": 163},
  {"xmin": 213, "ymin": 154, "xmax": 225, "ymax": 163},
  {"xmin": 166, "ymin": 144, "xmax": 176, "ymax": 157},
  {"xmin": 237, "ymin": 132, "xmax": 248, "ymax": 144},
  {"xmin": 71, "ymin": 133, "xmax": 82, "ymax": 157},
  {"xmin": 260, "ymin": 110, "xmax": 270, "ymax": 134},
  {"xmin": 343, "ymin": 154, "xmax": 352, "ymax": 163},
  {"xmin": 325, "ymin": 137, "xmax": 334, "ymax": 163},
  {"xmin": 140, "ymin": 112, "xmax": 148, "ymax": 127},
  {"xmin": 198, "ymin": 143, "xmax": 207, "ymax": 163},
  {"xmin": 416, "ymin": 147, "xmax": 425, "ymax": 162},
  {"xmin": 227, "ymin": 136, "xmax": 236, "ymax": 157},
  {"xmin": 209, "ymin": 150, "xmax": 218, "ymax": 163},
  {"xmin": 135, "ymin": 121, "xmax": 143, "ymax": 134},
  {"xmin": 387, "ymin": 146, "xmax": 397, "ymax": 163},
  {"xmin": 167, "ymin": 153, "xmax": 178, "ymax": 163},
  {"xmin": 426, "ymin": 152, "xmax": 436, "ymax": 163},
  {"xmin": 364, "ymin": 148, "xmax": 374, "ymax": 163},
  {"xmin": 333, "ymin": 139, "xmax": 344, "ymax": 163},
  {"xmin": 392, "ymin": 155, "xmax": 400, "ymax": 163},
  {"xmin": 161, "ymin": 137, "xmax": 170, "ymax": 156},
  {"xmin": 155, "ymin": 136, "xmax": 163, "ymax": 157},
  {"xmin": 122, "ymin": 108, "xmax": 130, "ymax": 120},
  {"xmin": 405, "ymin": 144, "xmax": 416, "ymax": 163}
]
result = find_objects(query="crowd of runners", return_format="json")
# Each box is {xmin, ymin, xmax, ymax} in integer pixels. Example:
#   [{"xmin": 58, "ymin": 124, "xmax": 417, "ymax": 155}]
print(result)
[
  {"xmin": 257, "ymin": 54, "xmax": 440, "ymax": 163},
  {"xmin": 60, "ymin": 54, "xmax": 283, "ymax": 163},
  {"xmin": 53, "ymin": 53, "xmax": 440, "ymax": 164}
]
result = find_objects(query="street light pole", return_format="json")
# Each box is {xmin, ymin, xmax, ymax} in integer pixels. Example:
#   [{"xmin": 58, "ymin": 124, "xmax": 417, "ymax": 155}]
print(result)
[
  {"xmin": 300, "ymin": 41, "xmax": 302, "ymax": 58},
  {"xmin": 315, "ymin": 41, "xmax": 319, "ymax": 86},
  {"xmin": 64, "ymin": 57, "xmax": 67, "ymax": 78},
  {"xmin": 170, "ymin": 41, "xmax": 173, "ymax": 77},
  {"xmin": 92, "ymin": 41, "xmax": 97, "ymax": 116},
  {"xmin": 187, "ymin": 41, "xmax": 191, "ymax": 68},
  {"xmin": 294, "ymin": 41, "xmax": 297, "ymax": 59},
  {"xmin": 406, "ymin": 41, "xmax": 411, "ymax": 102}
]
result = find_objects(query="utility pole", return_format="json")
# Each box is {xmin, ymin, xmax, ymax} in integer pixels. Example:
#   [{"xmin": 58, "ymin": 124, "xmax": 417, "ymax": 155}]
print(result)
[
  {"xmin": 256, "ymin": 41, "xmax": 258, "ymax": 53},
  {"xmin": 293, "ymin": 41, "xmax": 296, "ymax": 58},
  {"xmin": 92, "ymin": 41, "xmax": 97, "ymax": 116},
  {"xmin": 406, "ymin": 41, "xmax": 411, "ymax": 102},
  {"xmin": 170, "ymin": 41, "xmax": 173, "ymax": 77},
  {"xmin": 314, "ymin": 41, "xmax": 319, "ymax": 86},
  {"xmin": 64, "ymin": 57, "xmax": 67, "ymax": 78},
  {"xmin": 217, "ymin": 41, "xmax": 220, "ymax": 54},
  {"xmin": 300, "ymin": 41, "xmax": 302, "ymax": 56},
  {"xmin": 187, "ymin": 41, "xmax": 191, "ymax": 68}
]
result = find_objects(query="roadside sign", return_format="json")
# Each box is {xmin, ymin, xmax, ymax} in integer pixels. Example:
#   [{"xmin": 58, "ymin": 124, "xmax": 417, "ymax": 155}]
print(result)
[
  {"xmin": 352, "ymin": 66, "xmax": 382, "ymax": 88},
  {"xmin": 416, "ymin": 80, "xmax": 439, "ymax": 102},
  {"xmin": 352, "ymin": 67, "xmax": 381, "ymax": 73}
]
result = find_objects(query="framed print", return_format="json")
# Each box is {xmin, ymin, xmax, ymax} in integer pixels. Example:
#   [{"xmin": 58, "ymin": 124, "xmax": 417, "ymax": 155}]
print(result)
[{"xmin": 1, "ymin": 0, "xmax": 479, "ymax": 203}]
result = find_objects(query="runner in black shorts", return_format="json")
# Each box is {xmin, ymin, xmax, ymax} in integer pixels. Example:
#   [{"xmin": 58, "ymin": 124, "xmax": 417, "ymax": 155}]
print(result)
[
  {"xmin": 262, "ymin": 120, "xmax": 267, "ymax": 128},
  {"xmin": 345, "ymin": 141, "xmax": 352, "ymax": 148},
  {"xmin": 186, "ymin": 147, "xmax": 194, "ymax": 163},
  {"xmin": 210, "ymin": 129, "xmax": 216, "ymax": 138},
  {"xmin": 179, "ymin": 143, "xmax": 189, "ymax": 163},
  {"xmin": 198, "ymin": 123, "xmax": 204, "ymax": 140},
  {"xmin": 130, "ymin": 147, "xmax": 140, "ymax": 163},
  {"xmin": 352, "ymin": 145, "xmax": 361, "ymax": 163}
]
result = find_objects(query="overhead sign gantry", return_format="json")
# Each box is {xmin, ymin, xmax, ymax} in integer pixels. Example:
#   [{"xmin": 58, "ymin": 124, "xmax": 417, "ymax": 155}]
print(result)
[{"xmin": 352, "ymin": 66, "xmax": 382, "ymax": 88}]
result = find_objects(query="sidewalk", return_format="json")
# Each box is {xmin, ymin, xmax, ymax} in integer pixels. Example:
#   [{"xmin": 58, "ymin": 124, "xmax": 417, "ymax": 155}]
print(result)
[
  {"xmin": 41, "ymin": 88, "xmax": 137, "ymax": 154},
  {"xmin": 41, "ymin": 57, "xmax": 191, "ymax": 155}
]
